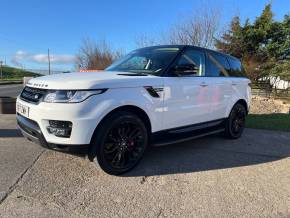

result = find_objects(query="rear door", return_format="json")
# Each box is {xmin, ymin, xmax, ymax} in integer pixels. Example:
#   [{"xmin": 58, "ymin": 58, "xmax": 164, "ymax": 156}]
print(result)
[
  {"xmin": 163, "ymin": 48, "xmax": 211, "ymax": 129},
  {"xmin": 205, "ymin": 52, "xmax": 232, "ymax": 120},
  {"xmin": 227, "ymin": 57, "xmax": 251, "ymax": 108}
]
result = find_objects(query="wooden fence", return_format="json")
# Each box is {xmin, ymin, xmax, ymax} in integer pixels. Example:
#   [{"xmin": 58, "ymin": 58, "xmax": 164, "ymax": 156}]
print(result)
[{"xmin": 252, "ymin": 82, "xmax": 290, "ymax": 100}]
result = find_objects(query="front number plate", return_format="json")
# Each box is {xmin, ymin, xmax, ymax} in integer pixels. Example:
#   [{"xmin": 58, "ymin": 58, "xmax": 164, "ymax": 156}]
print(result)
[{"xmin": 16, "ymin": 102, "xmax": 29, "ymax": 118}]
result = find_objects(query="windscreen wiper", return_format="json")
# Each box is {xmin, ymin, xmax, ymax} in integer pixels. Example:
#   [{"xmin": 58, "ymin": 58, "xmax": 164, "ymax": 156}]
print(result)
[{"xmin": 117, "ymin": 73, "xmax": 149, "ymax": 76}]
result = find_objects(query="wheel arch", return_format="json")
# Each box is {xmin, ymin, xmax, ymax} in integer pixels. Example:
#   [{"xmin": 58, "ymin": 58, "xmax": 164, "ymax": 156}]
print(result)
[
  {"xmin": 88, "ymin": 105, "xmax": 152, "ymax": 161},
  {"xmin": 226, "ymin": 99, "xmax": 249, "ymax": 118},
  {"xmin": 235, "ymin": 99, "xmax": 249, "ymax": 114}
]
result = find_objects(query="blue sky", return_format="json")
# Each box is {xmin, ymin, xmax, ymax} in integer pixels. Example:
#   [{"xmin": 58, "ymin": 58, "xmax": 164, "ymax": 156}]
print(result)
[{"xmin": 0, "ymin": 0, "xmax": 289, "ymax": 71}]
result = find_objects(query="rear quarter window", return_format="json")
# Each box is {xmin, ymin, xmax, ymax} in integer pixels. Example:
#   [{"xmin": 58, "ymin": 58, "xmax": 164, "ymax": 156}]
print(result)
[
  {"xmin": 227, "ymin": 57, "xmax": 246, "ymax": 77},
  {"xmin": 206, "ymin": 52, "xmax": 230, "ymax": 77}
]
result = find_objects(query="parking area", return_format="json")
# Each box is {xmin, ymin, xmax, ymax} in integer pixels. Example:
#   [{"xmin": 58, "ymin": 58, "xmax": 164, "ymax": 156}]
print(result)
[
  {"xmin": 0, "ymin": 114, "xmax": 289, "ymax": 217},
  {"xmin": 0, "ymin": 84, "xmax": 23, "ymax": 97}
]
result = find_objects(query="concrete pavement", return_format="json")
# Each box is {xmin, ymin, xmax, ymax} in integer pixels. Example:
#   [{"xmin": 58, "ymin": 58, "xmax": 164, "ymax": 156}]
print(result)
[
  {"xmin": 0, "ymin": 115, "xmax": 289, "ymax": 217},
  {"xmin": 0, "ymin": 115, "xmax": 44, "ymax": 204}
]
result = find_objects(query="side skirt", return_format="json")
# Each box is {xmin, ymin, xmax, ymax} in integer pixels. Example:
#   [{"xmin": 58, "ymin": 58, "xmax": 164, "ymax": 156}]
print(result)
[{"xmin": 151, "ymin": 119, "xmax": 226, "ymax": 146}]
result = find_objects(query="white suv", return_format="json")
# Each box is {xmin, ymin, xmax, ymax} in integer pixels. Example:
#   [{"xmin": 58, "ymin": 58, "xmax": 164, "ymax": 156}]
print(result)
[{"xmin": 16, "ymin": 45, "xmax": 251, "ymax": 175}]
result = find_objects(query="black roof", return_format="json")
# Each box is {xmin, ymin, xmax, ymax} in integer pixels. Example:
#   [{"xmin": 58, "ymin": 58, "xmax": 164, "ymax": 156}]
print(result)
[{"xmin": 137, "ymin": 45, "xmax": 239, "ymax": 61}]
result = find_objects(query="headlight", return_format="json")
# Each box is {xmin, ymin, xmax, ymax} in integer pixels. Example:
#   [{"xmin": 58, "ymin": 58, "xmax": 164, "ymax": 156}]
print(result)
[{"xmin": 43, "ymin": 89, "xmax": 107, "ymax": 103}]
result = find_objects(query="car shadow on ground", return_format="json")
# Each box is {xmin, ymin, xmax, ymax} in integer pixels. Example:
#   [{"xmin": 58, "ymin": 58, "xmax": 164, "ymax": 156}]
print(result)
[
  {"xmin": 122, "ymin": 130, "xmax": 290, "ymax": 177},
  {"xmin": 0, "ymin": 129, "xmax": 23, "ymax": 137},
  {"xmin": 44, "ymin": 129, "xmax": 290, "ymax": 177},
  {"xmin": 2, "ymin": 127, "xmax": 289, "ymax": 177}
]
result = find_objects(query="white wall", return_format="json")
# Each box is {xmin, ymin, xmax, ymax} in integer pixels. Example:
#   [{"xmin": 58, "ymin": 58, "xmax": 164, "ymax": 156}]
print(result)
[{"xmin": 259, "ymin": 76, "xmax": 290, "ymax": 89}]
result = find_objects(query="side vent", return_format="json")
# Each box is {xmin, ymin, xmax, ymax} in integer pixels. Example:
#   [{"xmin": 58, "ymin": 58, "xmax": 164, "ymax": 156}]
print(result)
[{"xmin": 144, "ymin": 86, "xmax": 163, "ymax": 98}]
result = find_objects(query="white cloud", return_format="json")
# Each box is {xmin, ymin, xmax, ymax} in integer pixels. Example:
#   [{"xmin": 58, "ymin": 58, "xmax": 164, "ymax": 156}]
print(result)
[
  {"xmin": 11, "ymin": 50, "xmax": 28, "ymax": 67},
  {"xmin": 11, "ymin": 50, "xmax": 76, "ymax": 66}
]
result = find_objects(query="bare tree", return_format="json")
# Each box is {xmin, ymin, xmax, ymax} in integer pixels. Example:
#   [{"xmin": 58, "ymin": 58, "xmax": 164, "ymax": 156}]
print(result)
[
  {"xmin": 135, "ymin": 5, "xmax": 221, "ymax": 49},
  {"xmin": 135, "ymin": 34, "xmax": 160, "ymax": 48},
  {"xmin": 166, "ymin": 7, "xmax": 220, "ymax": 48},
  {"xmin": 76, "ymin": 38, "xmax": 122, "ymax": 70}
]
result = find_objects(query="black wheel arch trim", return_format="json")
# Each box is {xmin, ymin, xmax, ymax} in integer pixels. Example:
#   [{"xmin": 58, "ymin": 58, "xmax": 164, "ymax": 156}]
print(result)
[
  {"xmin": 88, "ymin": 105, "xmax": 152, "ymax": 161},
  {"xmin": 234, "ymin": 99, "xmax": 249, "ymax": 114}
]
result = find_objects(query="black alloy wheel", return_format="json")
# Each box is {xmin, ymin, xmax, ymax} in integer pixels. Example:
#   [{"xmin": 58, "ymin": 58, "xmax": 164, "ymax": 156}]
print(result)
[
  {"xmin": 225, "ymin": 103, "xmax": 247, "ymax": 139},
  {"xmin": 92, "ymin": 111, "xmax": 148, "ymax": 175}
]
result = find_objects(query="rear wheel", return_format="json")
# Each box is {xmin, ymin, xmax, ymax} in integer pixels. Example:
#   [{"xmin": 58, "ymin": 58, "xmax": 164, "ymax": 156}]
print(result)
[
  {"xmin": 224, "ymin": 103, "xmax": 247, "ymax": 139},
  {"xmin": 91, "ymin": 111, "xmax": 148, "ymax": 175}
]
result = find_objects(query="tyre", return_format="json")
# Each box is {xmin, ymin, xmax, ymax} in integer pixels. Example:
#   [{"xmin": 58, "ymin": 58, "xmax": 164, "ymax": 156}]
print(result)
[
  {"xmin": 91, "ymin": 111, "xmax": 148, "ymax": 175},
  {"xmin": 224, "ymin": 103, "xmax": 247, "ymax": 139}
]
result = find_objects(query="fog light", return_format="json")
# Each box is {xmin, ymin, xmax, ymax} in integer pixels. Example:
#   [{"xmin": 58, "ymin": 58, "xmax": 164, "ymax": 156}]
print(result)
[{"xmin": 47, "ymin": 120, "xmax": 72, "ymax": 138}]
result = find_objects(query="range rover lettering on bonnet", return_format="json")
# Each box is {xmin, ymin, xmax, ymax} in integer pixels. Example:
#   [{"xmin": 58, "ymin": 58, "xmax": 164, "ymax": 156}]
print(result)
[{"xmin": 27, "ymin": 81, "xmax": 49, "ymax": 88}]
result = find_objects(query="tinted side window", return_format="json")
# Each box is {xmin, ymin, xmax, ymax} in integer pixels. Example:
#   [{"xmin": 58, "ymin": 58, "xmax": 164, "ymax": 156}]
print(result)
[
  {"xmin": 206, "ymin": 52, "xmax": 230, "ymax": 77},
  {"xmin": 174, "ymin": 49, "xmax": 205, "ymax": 76},
  {"xmin": 227, "ymin": 58, "xmax": 246, "ymax": 77}
]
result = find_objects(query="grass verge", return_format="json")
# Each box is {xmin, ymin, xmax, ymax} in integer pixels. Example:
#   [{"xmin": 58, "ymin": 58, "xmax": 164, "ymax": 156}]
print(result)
[
  {"xmin": 0, "ymin": 66, "xmax": 40, "ymax": 80},
  {"xmin": 246, "ymin": 113, "xmax": 290, "ymax": 132}
]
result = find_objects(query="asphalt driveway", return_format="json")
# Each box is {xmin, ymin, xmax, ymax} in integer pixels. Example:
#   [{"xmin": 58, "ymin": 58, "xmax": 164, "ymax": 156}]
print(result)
[
  {"xmin": 0, "ymin": 114, "xmax": 289, "ymax": 217},
  {"xmin": 0, "ymin": 84, "xmax": 23, "ymax": 97}
]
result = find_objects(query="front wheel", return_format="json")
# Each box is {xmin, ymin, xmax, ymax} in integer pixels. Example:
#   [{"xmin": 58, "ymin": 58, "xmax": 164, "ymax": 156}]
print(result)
[
  {"xmin": 91, "ymin": 111, "xmax": 148, "ymax": 175},
  {"xmin": 224, "ymin": 103, "xmax": 247, "ymax": 139}
]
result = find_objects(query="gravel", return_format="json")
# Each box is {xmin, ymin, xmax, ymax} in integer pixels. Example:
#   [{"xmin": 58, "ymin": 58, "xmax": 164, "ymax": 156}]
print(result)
[{"xmin": 250, "ymin": 96, "xmax": 290, "ymax": 114}]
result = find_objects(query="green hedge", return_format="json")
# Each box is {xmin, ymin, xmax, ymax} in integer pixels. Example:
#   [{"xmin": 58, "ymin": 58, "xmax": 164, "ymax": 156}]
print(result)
[{"xmin": 0, "ymin": 66, "xmax": 40, "ymax": 80}]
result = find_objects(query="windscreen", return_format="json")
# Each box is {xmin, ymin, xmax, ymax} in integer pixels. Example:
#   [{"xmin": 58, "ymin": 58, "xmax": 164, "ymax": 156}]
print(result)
[{"xmin": 105, "ymin": 47, "xmax": 180, "ymax": 75}]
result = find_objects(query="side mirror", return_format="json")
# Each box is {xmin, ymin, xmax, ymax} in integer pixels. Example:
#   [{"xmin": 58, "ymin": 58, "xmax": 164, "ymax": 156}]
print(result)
[{"xmin": 173, "ymin": 64, "xmax": 199, "ymax": 76}]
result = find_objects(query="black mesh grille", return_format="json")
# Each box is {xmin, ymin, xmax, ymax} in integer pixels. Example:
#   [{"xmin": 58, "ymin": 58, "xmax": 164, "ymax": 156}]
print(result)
[{"xmin": 20, "ymin": 86, "xmax": 47, "ymax": 103}]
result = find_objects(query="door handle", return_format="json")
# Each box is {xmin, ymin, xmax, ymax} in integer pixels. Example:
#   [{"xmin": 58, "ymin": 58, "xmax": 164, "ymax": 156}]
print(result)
[{"xmin": 200, "ymin": 82, "xmax": 208, "ymax": 87}]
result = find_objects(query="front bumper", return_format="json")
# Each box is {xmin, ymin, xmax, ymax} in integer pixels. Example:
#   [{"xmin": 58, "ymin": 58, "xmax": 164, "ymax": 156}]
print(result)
[
  {"xmin": 17, "ymin": 113, "xmax": 48, "ymax": 147},
  {"xmin": 17, "ymin": 114, "xmax": 89, "ymax": 152},
  {"xmin": 16, "ymin": 97, "xmax": 101, "ymax": 145}
]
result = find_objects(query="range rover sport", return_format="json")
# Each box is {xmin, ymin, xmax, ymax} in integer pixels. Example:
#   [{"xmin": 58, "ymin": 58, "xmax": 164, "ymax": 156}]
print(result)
[{"xmin": 16, "ymin": 45, "xmax": 251, "ymax": 175}]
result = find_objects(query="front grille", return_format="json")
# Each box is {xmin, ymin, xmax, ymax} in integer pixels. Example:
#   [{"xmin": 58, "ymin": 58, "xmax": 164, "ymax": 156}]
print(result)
[{"xmin": 20, "ymin": 86, "xmax": 47, "ymax": 103}]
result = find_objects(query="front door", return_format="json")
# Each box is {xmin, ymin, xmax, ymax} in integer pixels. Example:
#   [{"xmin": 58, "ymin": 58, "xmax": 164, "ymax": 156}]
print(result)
[{"xmin": 162, "ymin": 48, "xmax": 211, "ymax": 129}]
